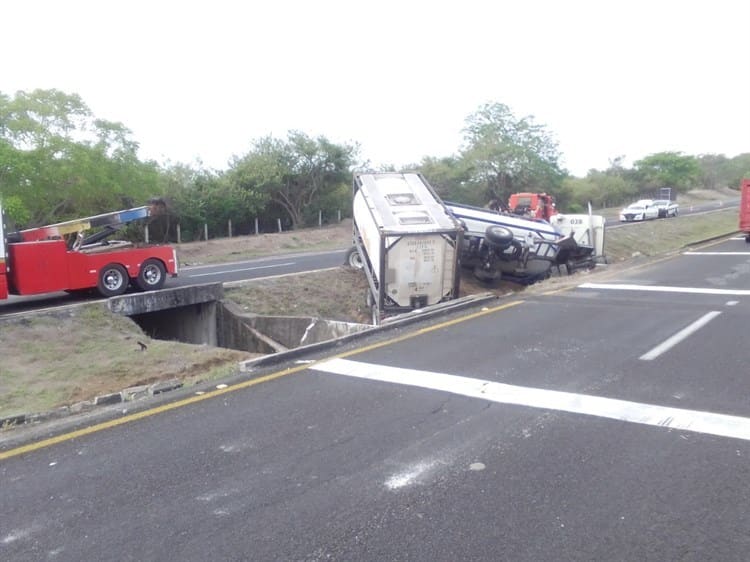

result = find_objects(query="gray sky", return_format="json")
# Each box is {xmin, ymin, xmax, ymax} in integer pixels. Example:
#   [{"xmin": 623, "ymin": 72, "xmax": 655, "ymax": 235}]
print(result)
[{"xmin": 4, "ymin": 0, "xmax": 749, "ymax": 176}]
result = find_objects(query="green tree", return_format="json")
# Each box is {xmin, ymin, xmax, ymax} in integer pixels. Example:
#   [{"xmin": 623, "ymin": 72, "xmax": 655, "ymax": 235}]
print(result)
[
  {"xmin": 633, "ymin": 151, "xmax": 700, "ymax": 194},
  {"xmin": 459, "ymin": 102, "xmax": 566, "ymax": 204},
  {"xmin": 563, "ymin": 172, "xmax": 638, "ymax": 211},
  {"xmin": 160, "ymin": 163, "xmax": 263, "ymax": 241},
  {"xmin": 697, "ymin": 153, "xmax": 730, "ymax": 189},
  {"xmin": 228, "ymin": 131, "xmax": 356, "ymax": 229},
  {"xmin": 0, "ymin": 89, "xmax": 161, "ymax": 227},
  {"xmin": 417, "ymin": 155, "xmax": 476, "ymax": 204},
  {"xmin": 720, "ymin": 153, "xmax": 750, "ymax": 189}
]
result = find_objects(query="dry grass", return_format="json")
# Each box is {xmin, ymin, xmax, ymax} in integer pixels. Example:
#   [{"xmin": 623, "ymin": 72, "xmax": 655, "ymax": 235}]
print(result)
[
  {"xmin": 226, "ymin": 267, "xmax": 372, "ymax": 324},
  {"xmin": 0, "ymin": 305, "xmax": 253, "ymax": 417}
]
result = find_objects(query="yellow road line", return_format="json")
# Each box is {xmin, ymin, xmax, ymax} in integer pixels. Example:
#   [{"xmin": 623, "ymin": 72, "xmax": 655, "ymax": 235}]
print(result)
[{"xmin": 0, "ymin": 299, "xmax": 524, "ymax": 461}]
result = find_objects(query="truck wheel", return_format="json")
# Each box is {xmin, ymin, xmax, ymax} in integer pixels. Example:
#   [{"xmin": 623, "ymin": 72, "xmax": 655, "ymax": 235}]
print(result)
[
  {"xmin": 345, "ymin": 246, "xmax": 364, "ymax": 269},
  {"xmin": 97, "ymin": 264, "xmax": 128, "ymax": 297},
  {"xmin": 484, "ymin": 226, "xmax": 514, "ymax": 249},
  {"xmin": 136, "ymin": 259, "xmax": 166, "ymax": 291}
]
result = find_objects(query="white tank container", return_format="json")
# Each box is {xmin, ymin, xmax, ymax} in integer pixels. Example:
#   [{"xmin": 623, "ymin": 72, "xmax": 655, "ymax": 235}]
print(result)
[{"xmin": 351, "ymin": 173, "xmax": 463, "ymax": 320}]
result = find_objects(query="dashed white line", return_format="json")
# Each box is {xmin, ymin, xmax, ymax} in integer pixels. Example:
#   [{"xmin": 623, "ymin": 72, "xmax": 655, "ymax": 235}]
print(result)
[
  {"xmin": 311, "ymin": 358, "xmax": 750, "ymax": 442},
  {"xmin": 639, "ymin": 311, "xmax": 722, "ymax": 360},
  {"xmin": 683, "ymin": 251, "xmax": 750, "ymax": 256},
  {"xmin": 578, "ymin": 282, "xmax": 750, "ymax": 296},
  {"xmin": 187, "ymin": 262, "xmax": 295, "ymax": 278}
]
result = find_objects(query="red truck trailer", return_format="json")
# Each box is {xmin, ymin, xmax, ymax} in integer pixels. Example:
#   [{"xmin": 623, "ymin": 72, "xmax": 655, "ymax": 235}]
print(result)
[
  {"xmin": 739, "ymin": 178, "xmax": 750, "ymax": 243},
  {"xmin": 0, "ymin": 201, "xmax": 178, "ymax": 300}
]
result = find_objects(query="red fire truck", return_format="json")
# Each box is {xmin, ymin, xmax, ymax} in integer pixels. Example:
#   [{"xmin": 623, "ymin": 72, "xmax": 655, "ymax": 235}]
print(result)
[{"xmin": 0, "ymin": 201, "xmax": 178, "ymax": 300}]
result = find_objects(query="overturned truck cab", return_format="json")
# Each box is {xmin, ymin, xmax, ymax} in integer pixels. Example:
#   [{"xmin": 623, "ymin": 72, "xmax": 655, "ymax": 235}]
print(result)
[{"xmin": 445, "ymin": 202, "xmax": 606, "ymax": 284}]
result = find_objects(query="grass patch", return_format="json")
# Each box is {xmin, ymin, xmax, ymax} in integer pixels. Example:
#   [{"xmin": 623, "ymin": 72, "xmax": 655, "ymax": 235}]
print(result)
[
  {"xmin": 605, "ymin": 210, "xmax": 738, "ymax": 262},
  {"xmin": 0, "ymin": 307, "xmax": 253, "ymax": 418}
]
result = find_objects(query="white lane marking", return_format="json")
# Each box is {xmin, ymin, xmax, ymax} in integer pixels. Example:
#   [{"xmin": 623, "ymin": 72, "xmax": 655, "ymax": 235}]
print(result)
[
  {"xmin": 187, "ymin": 262, "xmax": 295, "ymax": 278},
  {"xmin": 727, "ymin": 301, "xmax": 739, "ymax": 306},
  {"xmin": 578, "ymin": 282, "xmax": 750, "ymax": 296},
  {"xmin": 311, "ymin": 358, "xmax": 750, "ymax": 442},
  {"xmin": 639, "ymin": 311, "xmax": 722, "ymax": 361},
  {"xmin": 683, "ymin": 251, "xmax": 750, "ymax": 255}
]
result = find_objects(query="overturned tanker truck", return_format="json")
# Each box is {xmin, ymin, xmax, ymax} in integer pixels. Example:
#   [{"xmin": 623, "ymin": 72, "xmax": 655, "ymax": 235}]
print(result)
[
  {"xmin": 445, "ymin": 201, "xmax": 606, "ymax": 284},
  {"xmin": 345, "ymin": 172, "xmax": 463, "ymax": 325},
  {"xmin": 345, "ymin": 171, "xmax": 607, "ymax": 322}
]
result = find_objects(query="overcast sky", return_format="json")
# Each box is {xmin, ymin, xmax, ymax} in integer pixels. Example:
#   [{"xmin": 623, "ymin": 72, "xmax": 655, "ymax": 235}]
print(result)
[{"xmin": 3, "ymin": 0, "xmax": 748, "ymax": 176}]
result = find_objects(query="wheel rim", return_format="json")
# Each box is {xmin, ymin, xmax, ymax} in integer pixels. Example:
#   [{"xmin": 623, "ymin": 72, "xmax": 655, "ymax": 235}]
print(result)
[
  {"xmin": 348, "ymin": 251, "xmax": 364, "ymax": 269},
  {"xmin": 142, "ymin": 264, "xmax": 162, "ymax": 286},
  {"xmin": 103, "ymin": 268, "xmax": 125, "ymax": 291}
]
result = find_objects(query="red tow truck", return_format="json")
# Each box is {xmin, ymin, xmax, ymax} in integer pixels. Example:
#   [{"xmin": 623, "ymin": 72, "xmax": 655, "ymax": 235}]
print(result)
[{"xmin": 0, "ymin": 201, "xmax": 178, "ymax": 300}]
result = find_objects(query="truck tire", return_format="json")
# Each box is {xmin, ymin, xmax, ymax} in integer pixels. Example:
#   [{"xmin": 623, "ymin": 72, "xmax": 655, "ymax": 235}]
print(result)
[
  {"xmin": 345, "ymin": 246, "xmax": 364, "ymax": 269},
  {"xmin": 484, "ymin": 226, "xmax": 514, "ymax": 249},
  {"xmin": 97, "ymin": 263, "xmax": 128, "ymax": 297},
  {"xmin": 135, "ymin": 259, "xmax": 166, "ymax": 291}
]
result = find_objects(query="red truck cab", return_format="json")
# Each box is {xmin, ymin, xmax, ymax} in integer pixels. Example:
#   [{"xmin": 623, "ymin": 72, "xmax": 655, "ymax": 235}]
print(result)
[{"xmin": 508, "ymin": 192, "xmax": 558, "ymax": 221}]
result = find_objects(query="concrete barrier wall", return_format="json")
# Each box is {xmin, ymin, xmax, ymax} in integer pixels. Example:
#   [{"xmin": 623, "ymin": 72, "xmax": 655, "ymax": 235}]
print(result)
[
  {"xmin": 216, "ymin": 302, "xmax": 280, "ymax": 354},
  {"xmin": 217, "ymin": 301, "xmax": 369, "ymax": 351},
  {"xmin": 108, "ymin": 283, "xmax": 370, "ymax": 354},
  {"xmin": 133, "ymin": 302, "xmax": 217, "ymax": 346}
]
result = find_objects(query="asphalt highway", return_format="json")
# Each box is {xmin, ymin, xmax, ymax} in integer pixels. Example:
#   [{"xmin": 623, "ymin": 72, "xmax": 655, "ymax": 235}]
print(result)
[{"xmin": 3, "ymin": 234, "xmax": 750, "ymax": 560}]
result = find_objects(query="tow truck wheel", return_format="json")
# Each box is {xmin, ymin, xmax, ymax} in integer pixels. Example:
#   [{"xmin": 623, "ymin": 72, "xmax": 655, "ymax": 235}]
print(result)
[
  {"xmin": 345, "ymin": 246, "xmax": 364, "ymax": 269},
  {"xmin": 97, "ymin": 263, "xmax": 128, "ymax": 297},
  {"xmin": 136, "ymin": 258, "xmax": 166, "ymax": 291}
]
